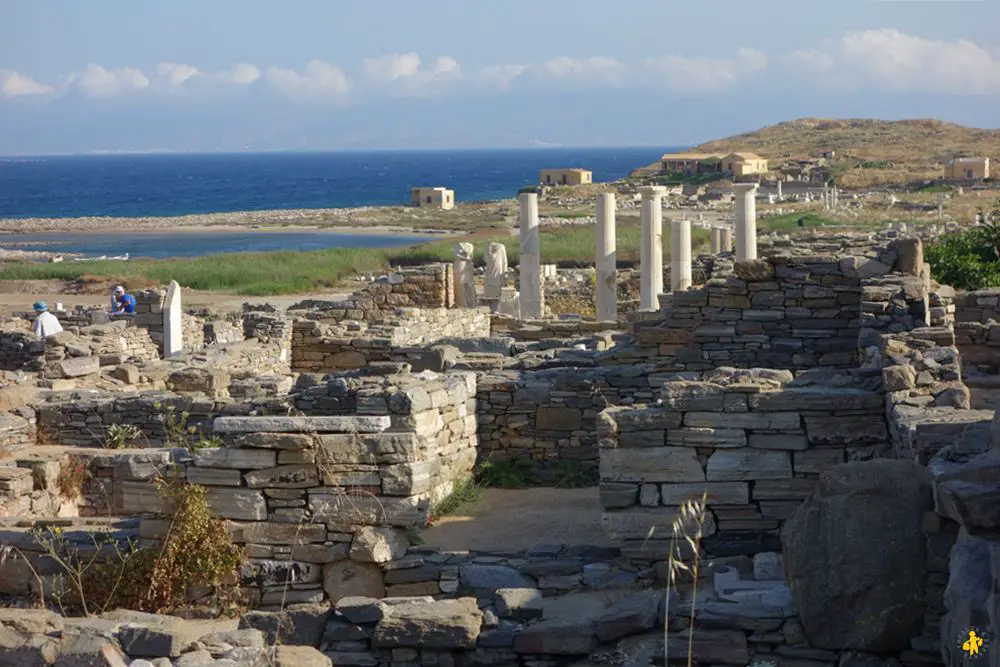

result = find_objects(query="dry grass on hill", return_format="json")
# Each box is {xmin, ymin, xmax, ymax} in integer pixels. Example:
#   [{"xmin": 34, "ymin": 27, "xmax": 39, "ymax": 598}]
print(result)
[{"xmin": 694, "ymin": 118, "xmax": 1000, "ymax": 165}]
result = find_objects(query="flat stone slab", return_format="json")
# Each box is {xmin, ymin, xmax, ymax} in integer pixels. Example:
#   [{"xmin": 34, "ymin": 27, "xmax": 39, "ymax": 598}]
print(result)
[{"xmin": 213, "ymin": 416, "xmax": 391, "ymax": 435}]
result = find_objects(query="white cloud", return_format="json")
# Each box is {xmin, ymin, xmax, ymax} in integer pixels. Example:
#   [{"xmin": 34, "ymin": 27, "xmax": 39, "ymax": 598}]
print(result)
[
  {"xmin": 3, "ymin": 31, "xmax": 999, "ymax": 107},
  {"xmin": 363, "ymin": 53, "xmax": 422, "ymax": 82},
  {"xmin": 264, "ymin": 60, "xmax": 351, "ymax": 102},
  {"xmin": 644, "ymin": 48, "xmax": 767, "ymax": 93},
  {"xmin": 224, "ymin": 62, "xmax": 261, "ymax": 86},
  {"xmin": 474, "ymin": 64, "xmax": 526, "ymax": 89},
  {"xmin": 156, "ymin": 63, "xmax": 200, "ymax": 87},
  {"xmin": 362, "ymin": 53, "xmax": 461, "ymax": 94},
  {"xmin": 532, "ymin": 56, "xmax": 626, "ymax": 87},
  {"xmin": 70, "ymin": 63, "xmax": 150, "ymax": 98},
  {"xmin": 0, "ymin": 70, "xmax": 55, "ymax": 98},
  {"xmin": 786, "ymin": 29, "xmax": 1000, "ymax": 94}
]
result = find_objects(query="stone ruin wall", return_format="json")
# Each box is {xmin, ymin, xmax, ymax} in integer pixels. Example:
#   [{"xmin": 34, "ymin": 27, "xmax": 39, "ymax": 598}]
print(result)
[
  {"xmin": 4, "ymin": 232, "xmax": 1000, "ymax": 666},
  {"xmin": 292, "ymin": 307, "xmax": 490, "ymax": 373},
  {"xmin": 598, "ymin": 370, "xmax": 889, "ymax": 562}
]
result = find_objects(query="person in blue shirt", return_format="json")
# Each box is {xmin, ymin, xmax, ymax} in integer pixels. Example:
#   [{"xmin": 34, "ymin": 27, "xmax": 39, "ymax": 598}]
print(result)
[{"xmin": 112, "ymin": 285, "xmax": 136, "ymax": 315}]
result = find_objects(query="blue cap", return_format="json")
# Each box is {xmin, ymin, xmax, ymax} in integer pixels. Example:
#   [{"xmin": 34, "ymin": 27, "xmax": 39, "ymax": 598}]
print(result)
[{"xmin": 33, "ymin": 301, "xmax": 47, "ymax": 312}]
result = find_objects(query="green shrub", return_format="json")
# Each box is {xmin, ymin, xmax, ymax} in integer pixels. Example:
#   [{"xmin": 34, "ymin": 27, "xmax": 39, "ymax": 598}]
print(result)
[
  {"xmin": 476, "ymin": 455, "xmax": 533, "ymax": 488},
  {"xmin": 926, "ymin": 222, "xmax": 1000, "ymax": 290}
]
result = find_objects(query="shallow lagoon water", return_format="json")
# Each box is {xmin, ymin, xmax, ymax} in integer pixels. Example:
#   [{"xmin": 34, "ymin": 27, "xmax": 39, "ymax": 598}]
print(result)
[{"xmin": 0, "ymin": 230, "xmax": 438, "ymax": 260}]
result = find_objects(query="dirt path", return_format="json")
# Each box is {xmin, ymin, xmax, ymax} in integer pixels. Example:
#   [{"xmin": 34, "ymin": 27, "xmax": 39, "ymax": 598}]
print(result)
[
  {"xmin": 422, "ymin": 487, "xmax": 613, "ymax": 552},
  {"xmin": 0, "ymin": 282, "xmax": 353, "ymax": 317}
]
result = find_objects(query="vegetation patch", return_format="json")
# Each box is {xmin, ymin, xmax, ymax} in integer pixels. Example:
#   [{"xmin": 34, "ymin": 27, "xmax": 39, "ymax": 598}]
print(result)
[
  {"xmin": 926, "ymin": 214, "xmax": 1000, "ymax": 290},
  {"xmin": 24, "ymin": 479, "xmax": 245, "ymax": 616},
  {"xmin": 0, "ymin": 223, "xmax": 709, "ymax": 295}
]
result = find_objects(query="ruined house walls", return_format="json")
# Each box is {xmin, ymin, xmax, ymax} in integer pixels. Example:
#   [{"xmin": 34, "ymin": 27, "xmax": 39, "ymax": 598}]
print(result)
[
  {"xmin": 291, "ymin": 307, "xmax": 490, "ymax": 373},
  {"xmin": 597, "ymin": 369, "xmax": 888, "ymax": 563},
  {"xmin": 608, "ymin": 242, "xmax": 918, "ymax": 370}
]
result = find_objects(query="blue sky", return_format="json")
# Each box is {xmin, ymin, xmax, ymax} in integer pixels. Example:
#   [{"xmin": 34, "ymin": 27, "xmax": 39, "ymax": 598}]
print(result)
[{"xmin": 1, "ymin": 0, "xmax": 998, "ymax": 154}]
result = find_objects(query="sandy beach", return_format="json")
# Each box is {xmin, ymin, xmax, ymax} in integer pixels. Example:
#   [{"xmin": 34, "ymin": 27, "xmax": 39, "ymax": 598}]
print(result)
[{"xmin": 0, "ymin": 199, "xmax": 519, "ymax": 235}]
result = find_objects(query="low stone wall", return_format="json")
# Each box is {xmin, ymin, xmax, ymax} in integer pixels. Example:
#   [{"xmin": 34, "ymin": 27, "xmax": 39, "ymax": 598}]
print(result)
[
  {"xmin": 609, "ymin": 237, "xmax": 924, "ymax": 370},
  {"xmin": 292, "ymin": 307, "xmax": 490, "ymax": 373},
  {"xmin": 0, "ymin": 331, "xmax": 44, "ymax": 371},
  {"xmin": 475, "ymin": 367, "xmax": 665, "ymax": 481},
  {"xmin": 35, "ymin": 391, "xmax": 239, "ymax": 448},
  {"xmin": 292, "ymin": 265, "xmax": 454, "ymax": 323},
  {"xmin": 597, "ymin": 368, "xmax": 888, "ymax": 562}
]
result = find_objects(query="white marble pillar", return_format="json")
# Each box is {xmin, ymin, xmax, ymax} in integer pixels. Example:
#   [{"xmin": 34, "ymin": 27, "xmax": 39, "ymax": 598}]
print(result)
[
  {"xmin": 163, "ymin": 280, "xmax": 183, "ymax": 358},
  {"xmin": 638, "ymin": 186, "xmax": 666, "ymax": 310},
  {"xmin": 777, "ymin": 181, "xmax": 783, "ymax": 199},
  {"xmin": 733, "ymin": 183, "xmax": 759, "ymax": 261},
  {"xmin": 721, "ymin": 227, "xmax": 733, "ymax": 253},
  {"xmin": 710, "ymin": 227, "xmax": 722, "ymax": 254},
  {"xmin": 595, "ymin": 193, "xmax": 617, "ymax": 322},
  {"xmin": 518, "ymin": 192, "xmax": 543, "ymax": 318},
  {"xmin": 937, "ymin": 192, "xmax": 944, "ymax": 221},
  {"xmin": 670, "ymin": 219, "xmax": 692, "ymax": 292},
  {"xmin": 822, "ymin": 185, "xmax": 829, "ymax": 210}
]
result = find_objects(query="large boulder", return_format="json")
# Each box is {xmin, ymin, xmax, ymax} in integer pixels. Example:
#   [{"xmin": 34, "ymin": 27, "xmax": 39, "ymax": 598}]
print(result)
[{"xmin": 781, "ymin": 459, "xmax": 931, "ymax": 652}]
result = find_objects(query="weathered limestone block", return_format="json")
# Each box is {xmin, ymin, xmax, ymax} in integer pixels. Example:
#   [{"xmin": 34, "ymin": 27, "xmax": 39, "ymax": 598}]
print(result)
[
  {"xmin": 214, "ymin": 415, "xmax": 391, "ymax": 434},
  {"xmin": 536, "ymin": 406, "xmax": 583, "ymax": 431},
  {"xmin": 227, "ymin": 521, "xmax": 327, "ymax": 545},
  {"xmin": 193, "ymin": 448, "xmax": 277, "ymax": 470},
  {"xmin": 371, "ymin": 598, "xmax": 482, "ymax": 648},
  {"xmin": 660, "ymin": 481, "xmax": 749, "ymax": 505},
  {"xmin": 662, "ymin": 382, "xmax": 725, "ymax": 411},
  {"xmin": 749, "ymin": 388, "xmax": 883, "ymax": 412},
  {"xmin": 684, "ymin": 411, "xmax": 801, "ymax": 430},
  {"xmin": 206, "ymin": 488, "xmax": 267, "ymax": 521},
  {"xmin": 782, "ymin": 459, "xmax": 931, "ymax": 651},
  {"xmin": 168, "ymin": 367, "xmax": 230, "ymax": 396},
  {"xmin": 805, "ymin": 415, "xmax": 888, "ymax": 445},
  {"xmin": 244, "ymin": 465, "xmax": 320, "ymax": 488},
  {"xmin": 667, "ymin": 428, "xmax": 746, "ymax": 448},
  {"xmin": 381, "ymin": 460, "xmax": 439, "ymax": 495},
  {"xmin": 706, "ymin": 450, "xmax": 792, "ymax": 481},
  {"xmin": 0, "ymin": 608, "xmax": 62, "ymax": 665},
  {"xmin": 323, "ymin": 561, "xmax": 385, "ymax": 602},
  {"xmin": 349, "ymin": 527, "xmax": 408, "ymax": 563},
  {"xmin": 602, "ymin": 506, "xmax": 717, "ymax": 540},
  {"xmin": 930, "ymin": 447, "xmax": 1000, "ymax": 530},
  {"xmin": 600, "ymin": 447, "xmax": 705, "ymax": 483},
  {"xmin": 55, "ymin": 356, "xmax": 100, "ymax": 378}
]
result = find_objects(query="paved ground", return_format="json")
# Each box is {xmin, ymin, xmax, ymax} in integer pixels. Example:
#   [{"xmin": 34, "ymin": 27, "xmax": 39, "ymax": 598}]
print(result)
[{"xmin": 422, "ymin": 487, "xmax": 613, "ymax": 552}]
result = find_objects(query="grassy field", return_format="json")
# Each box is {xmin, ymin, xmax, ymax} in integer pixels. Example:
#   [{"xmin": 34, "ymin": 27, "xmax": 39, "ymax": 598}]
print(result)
[{"xmin": 0, "ymin": 222, "xmax": 712, "ymax": 296}]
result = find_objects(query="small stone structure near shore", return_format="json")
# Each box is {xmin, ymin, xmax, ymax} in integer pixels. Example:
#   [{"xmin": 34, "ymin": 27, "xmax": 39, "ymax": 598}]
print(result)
[{"xmin": 1, "ymin": 195, "xmax": 999, "ymax": 667}]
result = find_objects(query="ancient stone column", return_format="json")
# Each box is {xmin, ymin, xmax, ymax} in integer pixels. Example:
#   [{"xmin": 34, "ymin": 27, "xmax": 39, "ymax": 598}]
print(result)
[
  {"xmin": 937, "ymin": 192, "xmax": 944, "ymax": 221},
  {"xmin": 711, "ymin": 227, "xmax": 722, "ymax": 254},
  {"xmin": 163, "ymin": 280, "xmax": 183, "ymax": 358},
  {"xmin": 638, "ymin": 186, "xmax": 666, "ymax": 310},
  {"xmin": 453, "ymin": 242, "xmax": 476, "ymax": 307},
  {"xmin": 721, "ymin": 226, "xmax": 733, "ymax": 252},
  {"xmin": 732, "ymin": 183, "xmax": 759, "ymax": 261},
  {"xmin": 777, "ymin": 180, "xmax": 783, "ymax": 199},
  {"xmin": 518, "ymin": 192, "xmax": 543, "ymax": 318},
  {"xmin": 595, "ymin": 193, "xmax": 617, "ymax": 322},
  {"xmin": 671, "ymin": 219, "xmax": 692, "ymax": 292},
  {"xmin": 483, "ymin": 242, "xmax": 508, "ymax": 302}
]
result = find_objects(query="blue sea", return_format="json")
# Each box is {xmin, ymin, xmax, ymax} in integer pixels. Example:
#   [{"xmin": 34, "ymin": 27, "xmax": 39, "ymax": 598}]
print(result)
[
  {"xmin": 0, "ymin": 147, "xmax": 672, "ymax": 219},
  {"xmin": 0, "ymin": 147, "xmax": 672, "ymax": 257}
]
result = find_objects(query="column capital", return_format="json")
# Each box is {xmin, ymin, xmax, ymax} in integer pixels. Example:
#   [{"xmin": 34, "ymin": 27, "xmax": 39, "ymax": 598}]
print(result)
[
  {"xmin": 732, "ymin": 183, "xmax": 759, "ymax": 193},
  {"xmin": 638, "ymin": 185, "xmax": 668, "ymax": 197}
]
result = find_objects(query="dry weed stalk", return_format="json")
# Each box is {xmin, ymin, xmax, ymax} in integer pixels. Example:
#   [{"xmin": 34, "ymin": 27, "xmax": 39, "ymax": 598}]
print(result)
[{"xmin": 663, "ymin": 491, "xmax": 709, "ymax": 667}]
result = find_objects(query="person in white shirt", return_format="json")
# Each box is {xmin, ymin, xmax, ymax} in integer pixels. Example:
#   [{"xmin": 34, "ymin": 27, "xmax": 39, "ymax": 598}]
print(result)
[{"xmin": 31, "ymin": 301, "xmax": 63, "ymax": 338}]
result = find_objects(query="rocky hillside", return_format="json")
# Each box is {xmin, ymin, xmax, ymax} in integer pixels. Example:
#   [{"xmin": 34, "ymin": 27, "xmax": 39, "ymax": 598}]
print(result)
[{"xmin": 694, "ymin": 118, "xmax": 1000, "ymax": 164}]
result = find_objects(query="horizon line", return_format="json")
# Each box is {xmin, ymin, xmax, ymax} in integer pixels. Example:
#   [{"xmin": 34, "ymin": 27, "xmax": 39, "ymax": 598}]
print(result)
[{"xmin": 0, "ymin": 143, "xmax": 695, "ymax": 159}]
